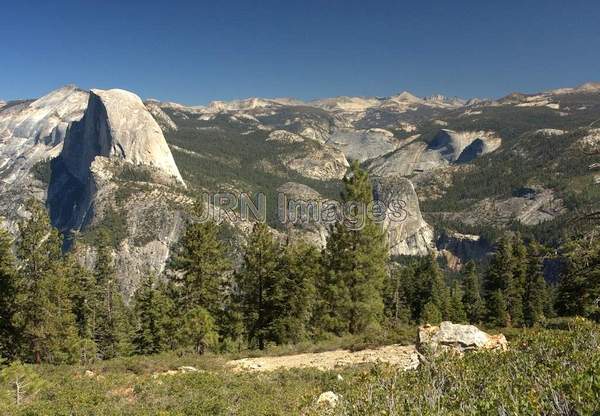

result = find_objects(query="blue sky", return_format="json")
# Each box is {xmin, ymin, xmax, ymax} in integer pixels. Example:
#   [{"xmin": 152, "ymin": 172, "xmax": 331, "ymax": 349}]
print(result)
[{"xmin": 1, "ymin": 0, "xmax": 599, "ymax": 104}]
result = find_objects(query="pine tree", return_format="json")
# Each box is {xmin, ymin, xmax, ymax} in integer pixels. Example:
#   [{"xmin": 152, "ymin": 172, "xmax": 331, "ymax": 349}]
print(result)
[
  {"xmin": 273, "ymin": 242, "xmax": 319, "ymax": 343},
  {"xmin": 487, "ymin": 290, "xmax": 509, "ymax": 327},
  {"xmin": 0, "ymin": 227, "xmax": 18, "ymax": 358},
  {"xmin": 485, "ymin": 236, "xmax": 513, "ymax": 293},
  {"xmin": 508, "ymin": 234, "xmax": 527, "ymax": 326},
  {"xmin": 524, "ymin": 242, "xmax": 547, "ymax": 327},
  {"xmin": 430, "ymin": 258, "xmax": 451, "ymax": 320},
  {"xmin": 236, "ymin": 222, "xmax": 282, "ymax": 349},
  {"xmin": 415, "ymin": 254, "xmax": 450, "ymax": 321},
  {"xmin": 169, "ymin": 202, "xmax": 231, "ymax": 317},
  {"xmin": 462, "ymin": 261, "xmax": 486, "ymax": 324},
  {"xmin": 93, "ymin": 229, "xmax": 131, "ymax": 359},
  {"xmin": 219, "ymin": 291, "xmax": 245, "ymax": 353},
  {"xmin": 178, "ymin": 306, "xmax": 218, "ymax": 354},
  {"xmin": 484, "ymin": 237, "xmax": 513, "ymax": 326},
  {"xmin": 13, "ymin": 199, "xmax": 80, "ymax": 364},
  {"xmin": 448, "ymin": 281, "xmax": 467, "ymax": 323},
  {"xmin": 133, "ymin": 274, "xmax": 170, "ymax": 355},
  {"xmin": 319, "ymin": 161, "xmax": 388, "ymax": 334},
  {"xmin": 557, "ymin": 237, "xmax": 600, "ymax": 320},
  {"xmin": 156, "ymin": 280, "xmax": 184, "ymax": 351},
  {"xmin": 383, "ymin": 264, "xmax": 414, "ymax": 325},
  {"xmin": 317, "ymin": 221, "xmax": 353, "ymax": 335},
  {"xmin": 420, "ymin": 301, "xmax": 442, "ymax": 325},
  {"xmin": 42, "ymin": 257, "xmax": 82, "ymax": 364},
  {"xmin": 0, "ymin": 360, "xmax": 46, "ymax": 405},
  {"xmin": 63, "ymin": 247, "xmax": 98, "ymax": 363}
]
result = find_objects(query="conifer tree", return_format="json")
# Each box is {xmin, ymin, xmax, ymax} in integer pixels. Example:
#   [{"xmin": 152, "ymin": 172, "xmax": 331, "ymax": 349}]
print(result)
[
  {"xmin": 508, "ymin": 234, "xmax": 527, "ymax": 326},
  {"xmin": 383, "ymin": 264, "xmax": 414, "ymax": 325},
  {"xmin": 178, "ymin": 306, "xmax": 218, "ymax": 354},
  {"xmin": 0, "ymin": 360, "xmax": 46, "ymax": 405},
  {"xmin": 273, "ymin": 242, "xmax": 319, "ymax": 343},
  {"xmin": 484, "ymin": 237, "xmax": 513, "ymax": 326},
  {"xmin": 429, "ymin": 257, "xmax": 451, "ymax": 320},
  {"xmin": 462, "ymin": 261, "xmax": 486, "ymax": 324},
  {"xmin": 43, "ymin": 256, "xmax": 82, "ymax": 364},
  {"xmin": 557, "ymin": 237, "xmax": 600, "ymax": 320},
  {"xmin": 14, "ymin": 199, "xmax": 80, "ymax": 363},
  {"xmin": 420, "ymin": 301, "xmax": 442, "ymax": 324},
  {"xmin": 0, "ymin": 227, "xmax": 18, "ymax": 358},
  {"xmin": 63, "ymin": 250, "xmax": 98, "ymax": 363},
  {"xmin": 415, "ymin": 255, "xmax": 450, "ymax": 321},
  {"xmin": 93, "ymin": 229, "xmax": 131, "ymax": 359},
  {"xmin": 156, "ymin": 280, "xmax": 184, "ymax": 351},
  {"xmin": 133, "ymin": 274, "xmax": 170, "ymax": 355},
  {"xmin": 485, "ymin": 236, "xmax": 513, "ymax": 294},
  {"xmin": 170, "ymin": 202, "xmax": 231, "ymax": 317},
  {"xmin": 236, "ymin": 222, "xmax": 282, "ymax": 349},
  {"xmin": 320, "ymin": 161, "xmax": 388, "ymax": 334},
  {"xmin": 219, "ymin": 294, "xmax": 246, "ymax": 353},
  {"xmin": 448, "ymin": 281, "xmax": 467, "ymax": 323},
  {"xmin": 524, "ymin": 242, "xmax": 548, "ymax": 327},
  {"xmin": 317, "ymin": 221, "xmax": 353, "ymax": 335},
  {"xmin": 487, "ymin": 290, "xmax": 509, "ymax": 327}
]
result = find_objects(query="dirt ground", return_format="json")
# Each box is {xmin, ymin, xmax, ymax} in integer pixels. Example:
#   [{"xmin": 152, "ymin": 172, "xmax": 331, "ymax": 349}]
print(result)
[{"xmin": 227, "ymin": 344, "xmax": 420, "ymax": 372}]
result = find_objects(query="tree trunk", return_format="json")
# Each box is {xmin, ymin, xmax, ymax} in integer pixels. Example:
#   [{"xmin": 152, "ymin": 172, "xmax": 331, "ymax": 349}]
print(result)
[{"xmin": 196, "ymin": 340, "xmax": 205, "ymax": 355}]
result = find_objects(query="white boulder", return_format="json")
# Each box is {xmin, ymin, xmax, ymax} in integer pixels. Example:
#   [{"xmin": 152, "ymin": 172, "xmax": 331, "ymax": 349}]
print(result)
[
  {"xmin": 317, "ymin": 391, "xmax": 340, "ymax": 408},
  {"xmin": 418, "ymin": 321, "xmax": 508, "ymax": 354}
]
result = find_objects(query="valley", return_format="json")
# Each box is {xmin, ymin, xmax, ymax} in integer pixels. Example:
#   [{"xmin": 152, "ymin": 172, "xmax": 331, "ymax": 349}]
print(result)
[{"xmin": 3, "ymin": 82, "xmax": 600, "ymax": 290}]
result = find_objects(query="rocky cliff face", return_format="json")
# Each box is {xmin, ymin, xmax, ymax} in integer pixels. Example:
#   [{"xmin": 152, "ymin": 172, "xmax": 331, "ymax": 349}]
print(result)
[
  {"xmin": 367, "ymin": 129, "xmax": 501, "ymax": 180},
  {"xmin": 48, "ymin": 88, "xmax": 185, "ymax": 233},
  {"xmin": 441, "ymin": 187, "xmax": 566, "ymax": 228},
  {"xmin": 436, "ymin": 232, "xmax": 493, "ymax": 270},
  {"xmin": 368, "ymin": 141, "xmax": 445, "ymax": 178},
  {"xmin": 428, "ymin": 129, "xmax": 501, "ymax": 163},
  {"xmin": 0, "ymin": 86, "xmax": 89, "ymax": 230},
  {"xmin": 275, "ymin": 178, "xmax": 435, "ymax": 256},
  {"xmin": 39, "ymin": 89, "xmax": 188, "ymax": 299},
  {"xmin": 60, "ymin": 89, "xmax": 184, "ymax": 187},
  {"xmin": 373, "ymin": 177, "xmax": 436, "ymax": 256}
]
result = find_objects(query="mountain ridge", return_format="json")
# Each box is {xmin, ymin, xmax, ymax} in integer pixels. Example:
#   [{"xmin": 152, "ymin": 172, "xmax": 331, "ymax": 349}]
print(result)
[{"xmin": 2, "ymin": 80, "xmax": 600, "ymax": 294}]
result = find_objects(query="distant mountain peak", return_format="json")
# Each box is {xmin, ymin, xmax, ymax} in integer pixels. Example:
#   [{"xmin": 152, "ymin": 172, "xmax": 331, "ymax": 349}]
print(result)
[
  {"xmin": 575, "ymin": 82, "xmax": 600, "ymax": 92},
  {"xmin": 204, "ymin": 97, "xmax": 286, "ymax": 112},
  {"xmin": 393, "ymin": 91, "xmax": 421, "ymax": 102},
  {"xmin": 547, "ymin": 81, "xmax": 600, "ymax": 95}
]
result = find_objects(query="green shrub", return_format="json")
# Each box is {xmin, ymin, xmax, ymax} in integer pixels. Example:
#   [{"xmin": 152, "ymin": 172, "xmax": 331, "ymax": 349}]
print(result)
[
  {"xmin": 324, "ymin": 319, "xmax": 600, "ymax": 415},
  {"xmin": 1, "ymin": 321, "xmax": 598, "ymax": 415}
]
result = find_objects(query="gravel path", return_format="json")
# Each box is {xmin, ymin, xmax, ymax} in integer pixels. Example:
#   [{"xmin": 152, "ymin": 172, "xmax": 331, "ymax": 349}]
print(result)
[{"xmin": 227, "ymin": 344, "xmax": 420, "ymax": 372}]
